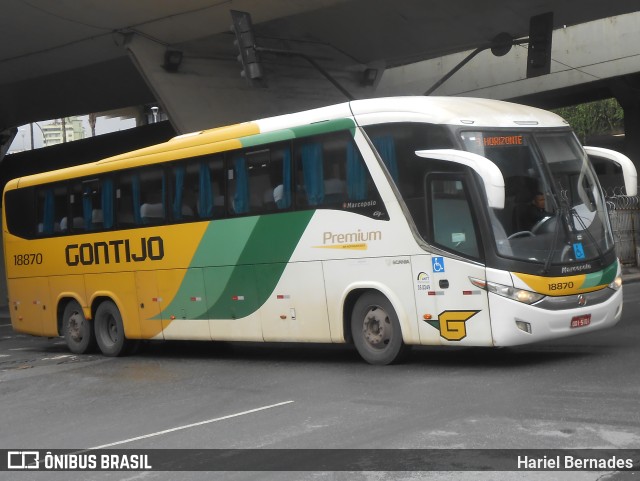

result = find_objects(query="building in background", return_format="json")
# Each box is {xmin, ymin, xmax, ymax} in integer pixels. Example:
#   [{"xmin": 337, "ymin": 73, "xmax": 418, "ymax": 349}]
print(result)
[{"xmin": 41, "ymin": 117, "xmax": 85, "ymax": 146}]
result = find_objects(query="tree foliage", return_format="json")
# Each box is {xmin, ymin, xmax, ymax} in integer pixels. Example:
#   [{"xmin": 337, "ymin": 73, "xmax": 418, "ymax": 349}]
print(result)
[{"xmin": 553, "ymin": 98, "xmax": 624, "ymax": 143}]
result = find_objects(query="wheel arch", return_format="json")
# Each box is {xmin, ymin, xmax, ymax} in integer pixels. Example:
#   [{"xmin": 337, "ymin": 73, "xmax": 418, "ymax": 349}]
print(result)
[
  {"xmin": 56, "ymin": 294, "xmax": 88, "ymax": 336},
  {"xmin": 340, "ymin": 282, "xmax": 417, "ymax": 345}
]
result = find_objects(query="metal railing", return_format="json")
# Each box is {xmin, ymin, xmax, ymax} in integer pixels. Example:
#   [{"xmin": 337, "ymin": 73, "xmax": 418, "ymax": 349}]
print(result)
[{"xmin": 605, "ymin": 188, "xmax": 640, "ymax": 265}]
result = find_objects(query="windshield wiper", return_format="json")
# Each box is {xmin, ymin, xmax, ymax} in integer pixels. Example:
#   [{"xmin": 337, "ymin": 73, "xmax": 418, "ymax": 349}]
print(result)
[
  {"xmin": 568, "ymin": 207, "xmax": 605, "ymax": 265},
  {"xmin": 542, "ymin": 200, "xmax": 572, "ymax": 274}
]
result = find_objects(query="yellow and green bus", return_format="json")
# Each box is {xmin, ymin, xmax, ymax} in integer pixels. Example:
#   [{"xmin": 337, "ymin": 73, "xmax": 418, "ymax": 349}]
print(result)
[{"xmin": 3, "ymin": 97, "xmax": 636, "ymax": 364}]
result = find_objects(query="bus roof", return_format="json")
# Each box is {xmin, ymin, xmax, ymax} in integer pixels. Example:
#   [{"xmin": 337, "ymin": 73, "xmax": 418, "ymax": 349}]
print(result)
[
  {"xmin": 5, "ymin": 96, "xmax": 569, "ymax": 190},
  {"xmin": 349, "ymin": 96, "xmax": 568, "ymax": 129}
]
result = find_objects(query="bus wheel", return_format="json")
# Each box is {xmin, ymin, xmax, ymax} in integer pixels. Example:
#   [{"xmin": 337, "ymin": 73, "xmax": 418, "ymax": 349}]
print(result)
[
  {"xmin": 351, "ymin": 292, "xmax": 408, "ymax": 365},
  {"xmin": 94, "ymin": 300, "xmax": 130, "ymax": 357},
  {"xmin": 62, "ymin": 300, "xmax": 96, "ymax": 354}
]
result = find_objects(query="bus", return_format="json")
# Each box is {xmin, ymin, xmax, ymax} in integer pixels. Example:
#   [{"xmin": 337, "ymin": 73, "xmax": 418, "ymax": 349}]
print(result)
[{"xmin": 3, "ymin": 97, "xmax": 637, "ymax": 364}]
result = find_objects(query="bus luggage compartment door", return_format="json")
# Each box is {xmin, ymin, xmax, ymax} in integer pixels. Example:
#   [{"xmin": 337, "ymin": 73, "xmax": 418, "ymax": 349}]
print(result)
[
  {"xmin": 135, "ymin": 270, "xmax": 164, "ymax": 340},
  {"xmin": 8, "ymin": 277, "xmax": 53, "ymax": 336}
]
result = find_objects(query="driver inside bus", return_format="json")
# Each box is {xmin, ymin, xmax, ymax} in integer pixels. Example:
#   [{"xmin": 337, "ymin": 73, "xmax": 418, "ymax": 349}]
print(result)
[{"xmin": 518, "ymin": 191, "xmax": 547, "ymax": 231}]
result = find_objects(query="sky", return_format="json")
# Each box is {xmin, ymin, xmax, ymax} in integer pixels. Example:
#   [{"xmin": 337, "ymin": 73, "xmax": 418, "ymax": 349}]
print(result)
[{"xmin": 8, "ymin": 115, "xmax": 137, "ymax": 153}]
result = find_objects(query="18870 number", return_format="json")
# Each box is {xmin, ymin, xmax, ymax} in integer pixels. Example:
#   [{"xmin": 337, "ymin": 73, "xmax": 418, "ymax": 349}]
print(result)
[
  {"xmin": 548, "ymin": 281, "xmax": 574, "ymax": 291},
  {"xmin": 14, "ymin": 253, "xmax": 43, "ymax": 266}
]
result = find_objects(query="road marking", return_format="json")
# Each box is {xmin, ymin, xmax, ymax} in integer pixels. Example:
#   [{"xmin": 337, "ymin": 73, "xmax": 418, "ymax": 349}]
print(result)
[
  {"xmin": 89, "ymin": 400, "xmax": 295, "ymax": 450},
  {"xmin": 9, "ymin": 347, "xmax": 32, "ymax": 351},
  {"xmin": 0, "ymin": 324, "xmax": 12, "ymax": 327},
  {"xmin": 0, "ymin": 354, "xmax": 10, "ymax": 358}
]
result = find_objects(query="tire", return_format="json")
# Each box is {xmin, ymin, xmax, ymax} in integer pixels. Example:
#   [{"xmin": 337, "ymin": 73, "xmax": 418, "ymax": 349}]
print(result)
[
  {"xmin": 62, "ymin": 300, "xmax": 96, "ymax": 354},
  {"xmin": 94, "ymin": 300, "xmax": 130, "ymax": 357},
  {"xmin": 351, "ymin": 292, "xmax": 408, "ymax": 365}
]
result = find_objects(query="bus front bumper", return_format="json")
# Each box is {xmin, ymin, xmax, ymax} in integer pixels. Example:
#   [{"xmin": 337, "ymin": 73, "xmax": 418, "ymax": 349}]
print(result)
[{"xmin": 489, "ymin": 287, "xmax": 623, "ymax": 346}]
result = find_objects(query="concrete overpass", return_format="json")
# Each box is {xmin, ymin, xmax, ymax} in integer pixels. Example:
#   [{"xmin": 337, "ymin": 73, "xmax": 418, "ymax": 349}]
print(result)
[{"xmin": 1, "ymin": 2, "xmax": 639, "ymax": 140}]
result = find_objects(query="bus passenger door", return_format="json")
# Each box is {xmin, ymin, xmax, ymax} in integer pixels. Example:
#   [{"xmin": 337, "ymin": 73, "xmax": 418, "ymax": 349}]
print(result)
[{"xmin": 421, "ymin": 173, "xmax": 493, "ymax": 346}]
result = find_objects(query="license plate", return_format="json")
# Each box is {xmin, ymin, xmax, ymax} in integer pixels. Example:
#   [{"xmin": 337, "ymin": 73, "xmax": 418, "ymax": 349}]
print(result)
[{"xmin": 570, "ymin": 314, "xmax": 591, "ymax": 328}]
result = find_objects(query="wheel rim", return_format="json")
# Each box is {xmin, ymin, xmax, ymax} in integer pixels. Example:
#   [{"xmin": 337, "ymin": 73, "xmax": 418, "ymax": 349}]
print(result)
[
  {"xmin": 105, "ymin": 314, "xmax": 119, "ymax": 344},
  {"xmin": 361, "ymin": 305, "xmax": 391, "ymax": 350},
  {"xmin": 67, "ymin": 311, "xmax": 84, "ymax": 343}
]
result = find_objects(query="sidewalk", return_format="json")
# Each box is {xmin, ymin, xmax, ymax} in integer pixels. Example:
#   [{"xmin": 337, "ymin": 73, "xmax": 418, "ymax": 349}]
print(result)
[{"xmin": 621, "ymin": 265, "xmax": 640, "ymax": 284}]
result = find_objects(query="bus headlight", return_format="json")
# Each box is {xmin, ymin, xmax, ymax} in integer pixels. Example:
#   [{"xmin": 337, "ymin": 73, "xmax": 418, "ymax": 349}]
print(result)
[
  {"xmin": 608, "ymin": 275, "xmax": 622, "ymax": 291},
  {"xmin": 470, "ymin": 278, "xmax": 544, "ymax": 304}
]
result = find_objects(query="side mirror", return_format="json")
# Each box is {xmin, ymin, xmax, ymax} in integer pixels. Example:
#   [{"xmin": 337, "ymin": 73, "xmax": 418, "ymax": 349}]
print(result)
[
  {"xmin": 415, "ymin": 149, "xmax": 505, "ymax": 209},
  {"xmin": 584, "ymin": 146, "xmax": 637, "ymax": 196}
]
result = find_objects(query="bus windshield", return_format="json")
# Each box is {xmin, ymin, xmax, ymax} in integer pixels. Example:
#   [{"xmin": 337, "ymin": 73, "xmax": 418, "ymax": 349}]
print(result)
[{"xmin": 460, "ymin": 130, "xmax": 614, "ymax": 265}]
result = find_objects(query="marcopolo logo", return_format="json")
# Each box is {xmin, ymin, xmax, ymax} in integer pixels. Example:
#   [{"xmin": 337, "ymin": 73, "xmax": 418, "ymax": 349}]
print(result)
[{"xmin": 65, "ymin": 236, "xmax": 164, "ymax": 266}]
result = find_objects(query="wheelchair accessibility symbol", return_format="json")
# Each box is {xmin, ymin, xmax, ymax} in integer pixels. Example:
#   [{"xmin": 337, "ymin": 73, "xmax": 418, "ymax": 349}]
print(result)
[{"xmin": 432, "ymin": 256, "xmax": 445, "ymax": 273}]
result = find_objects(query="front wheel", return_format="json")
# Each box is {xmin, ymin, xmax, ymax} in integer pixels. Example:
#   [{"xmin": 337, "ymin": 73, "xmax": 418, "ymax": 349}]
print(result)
[
  {"xmin": 94, "ymin": 300, "xmax": 130, "ymax": 357},
  {"xmin": 351, "ymin": 292, "xmax": 408, "ymax": 365},
  {"xmin": 62, "ymin": 300, "xmax": 96, "ymax": 354}
]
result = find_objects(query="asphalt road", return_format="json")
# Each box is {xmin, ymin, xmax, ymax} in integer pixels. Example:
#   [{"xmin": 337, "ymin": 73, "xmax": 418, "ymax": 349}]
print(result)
[{"xmin": 1, "ymin": 283, "xmax": 639, "ymax": 481}]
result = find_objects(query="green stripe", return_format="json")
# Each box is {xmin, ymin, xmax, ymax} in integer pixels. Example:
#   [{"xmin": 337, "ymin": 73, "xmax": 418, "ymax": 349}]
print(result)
[
  {"xmin": 239, "ymin": 118, "xmax": 356, "ymax": 149},
  {"xmin": 240, "ymin": 130, "xmax": 295, "ymax": 147},
  {"xmin": 289, "ymin": 118, "xmax": 356, "ymax": 138},
  {"xmin": 160, "ymin": 211, "xmax": 315, "ymax": 321},
  {"xmin": 580, "ymin": 261, "xmax": 617, "ymax": 288}
]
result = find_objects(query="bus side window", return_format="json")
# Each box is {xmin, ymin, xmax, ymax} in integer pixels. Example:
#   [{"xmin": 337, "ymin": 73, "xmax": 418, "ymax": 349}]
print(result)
[
  {"xmin": 37, "ymin": 185, "xmax": 66, "ymax": 235},
  {"xmin": 170, "ymin": 156, "xmax": 225, "ymax": 221},
  {"xmin": 227, "ymin": 145, "xmax": 290, "ymax": 216},
  {"xmin": 202, "ymin": 157, "xmax": 225, "ymax": 218},
  {"xmin": 67, "ymin": 183, "xmax": 86, "ymax": 232},
  {"xmin": 5, "ymin": 188, "xmax": 36, "ymax": 239},
  {"xmin": 293, "ymin": 130, "xmax": 384, "ymax": 218},
  {"xmin": 228, "ymin": 156, "xmax": 249, "ymax": 215},
  {"xmin": 36, "ymin": 188, "xmax": 55, "ymax": 235},
  {"xmin": 138, "ymin": 168, "xmax": 166, "ymax": 225},
  {"xmin": 297, "ymin": 142, "xmax": 325, "ymax": 207},
  {"xmin": 170, "ymin": 161, "xmax": 196, "ymax": 222},
  {"xmin": 294, "ymin": 132, "xmax": 349, "ymax": 208},
  {"xmin": 116, "ymin": 171, "xmax": 141, "ymax": 227},
  {"xmin": 66, "ymin": 178, "xmax": 115, "ymax": 232}
]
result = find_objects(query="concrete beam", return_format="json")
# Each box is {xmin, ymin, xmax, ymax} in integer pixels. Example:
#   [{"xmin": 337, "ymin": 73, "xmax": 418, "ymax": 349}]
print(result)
[
  {"xmin": 376, "ymin": 12, "xmax": 640, "ymax": 101},
  {"xmin": 124, "ymin": 34, "xmax": 377, "ymax": 133}
]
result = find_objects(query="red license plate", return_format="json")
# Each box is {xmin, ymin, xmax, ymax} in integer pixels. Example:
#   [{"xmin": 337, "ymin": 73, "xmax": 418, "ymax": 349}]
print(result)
[{"xmin": 570, "ymin": 314, "xmax": 591, "ymax": 328}]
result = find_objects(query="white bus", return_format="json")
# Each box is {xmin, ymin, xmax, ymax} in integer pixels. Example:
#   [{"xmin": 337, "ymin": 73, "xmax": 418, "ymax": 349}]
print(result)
[{"xmin": 3, "ymin": 96, "xmax": 636, "ymax": 364}]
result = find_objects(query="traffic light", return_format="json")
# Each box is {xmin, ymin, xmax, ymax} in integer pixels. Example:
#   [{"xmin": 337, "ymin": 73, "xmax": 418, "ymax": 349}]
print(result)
[
  {"xmin": 230, "ymin": 10, "xmax": 263, "ymax": 82},
  {"xmin": 526, "ymin": 12, "xmax": 554, "ymax": 78}
]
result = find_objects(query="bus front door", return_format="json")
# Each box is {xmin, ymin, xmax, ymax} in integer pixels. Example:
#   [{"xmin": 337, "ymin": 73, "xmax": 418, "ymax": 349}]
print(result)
[{"xmin": 414, "ymin": 172, "xmax": 494, "ymax": 346}]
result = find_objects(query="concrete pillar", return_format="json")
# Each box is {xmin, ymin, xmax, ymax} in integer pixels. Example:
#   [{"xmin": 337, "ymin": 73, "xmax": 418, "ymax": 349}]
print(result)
[
  {"xmin": 611, "ymin": 75, "xmax": 640, "ymax": 172},
  {"xmin": 123, "ymin": 34, "xmax": 377, "ymax": 134}
]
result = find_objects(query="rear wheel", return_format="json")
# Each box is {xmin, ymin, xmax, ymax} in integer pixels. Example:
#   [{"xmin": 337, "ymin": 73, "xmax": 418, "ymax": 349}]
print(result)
[
  {"xmin": 94, "ymin": 300, "xmax": 130, "ymax": 357},
  {"xmin": 62, "ymin": 300, "xmax": 96, "ymax": 354},
  {"xmin": 351, "ymin": 292, "xmax": 408, "ymax": 365}
]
